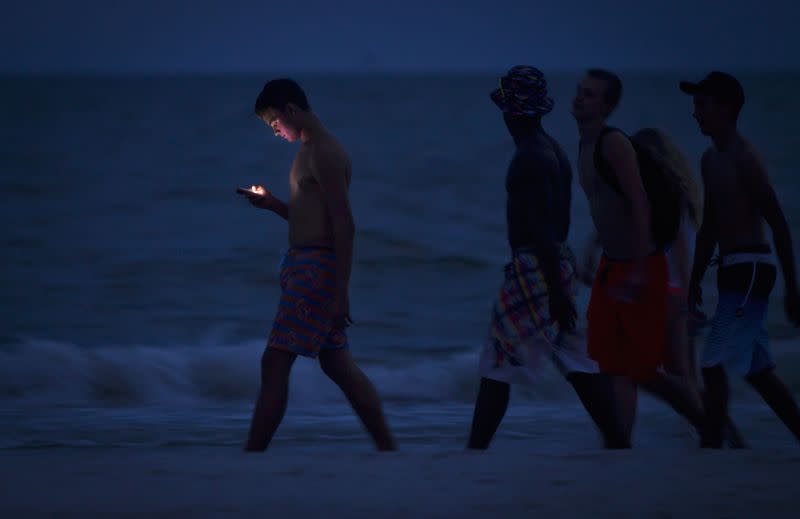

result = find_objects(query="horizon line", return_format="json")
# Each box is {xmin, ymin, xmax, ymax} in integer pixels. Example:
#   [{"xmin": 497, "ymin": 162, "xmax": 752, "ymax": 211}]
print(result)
[{"xmin": 2, "ymin": 65, "xmax": 799, "ymax": 78}]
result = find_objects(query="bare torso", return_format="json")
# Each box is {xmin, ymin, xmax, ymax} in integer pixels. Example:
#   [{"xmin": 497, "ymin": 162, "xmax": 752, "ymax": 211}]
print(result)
[
  {"xmin": 703, "ymin": 136, "xmax": 767, "ymax": 254},
  {"xmin": 505, "ymin": 133, "xmax": 571, "ymax": 251},
  {"xmin": 578, "ymin": 135, "xmax": 653, "ymax": 260},
  {"xmin": 287, "ymin": 136, "xmax": 352, "ymax": 247}
]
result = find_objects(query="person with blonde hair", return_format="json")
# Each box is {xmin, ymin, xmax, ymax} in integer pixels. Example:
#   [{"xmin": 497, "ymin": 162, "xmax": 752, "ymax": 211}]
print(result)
[{"xmin": 630, "ymin": 128, "xmax": 702, "ymax": 381}]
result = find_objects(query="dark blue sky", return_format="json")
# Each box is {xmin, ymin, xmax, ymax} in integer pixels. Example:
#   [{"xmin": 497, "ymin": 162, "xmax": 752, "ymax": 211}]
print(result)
[{"xmin": 2, "ymin": 0, "xmax": 798, "ymax": 73}]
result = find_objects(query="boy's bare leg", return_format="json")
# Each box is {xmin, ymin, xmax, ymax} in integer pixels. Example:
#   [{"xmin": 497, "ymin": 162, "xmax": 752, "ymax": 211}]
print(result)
[
  {"xmin": 665, "ymin": 305, "xmax": 706, "ymax": 411},
  {"xmin": 245, "ymin": 348, "xmax": 297, "ymax": 452},
  {"xmin": 686, "ymin": 323, "xmax": 747, "ymax": 448},
  {"xmin": 566, "ymin": 372, "xmax": 630, "ymax": 448},
  {"xmin": 319, "ymin": 348, "xmax": 396, "ymax": 451},
  {"xmin": 723, "ymin": 416, "xmax": 749, "ymax": 449},
  {"xmin": 467, "ymin": 377, "xmax": 510, "ymax": 450},
  {"xmin": 747, "ymin": 367, "xmax": 800, "ymax": 441},
  {"xmin": 640, "ymin": 373, "xmax": 706, "ymax": 432},
  {"xmin": 701, "ymin": 365, "xmax": 729, "ymax": 448},
  {"xmin": 641, "ymin": 370, "xmax": 749, "ymax": 448},
  {"xmin": 611, "ymin": 375, "xmax": 637, "ymax": 447}
]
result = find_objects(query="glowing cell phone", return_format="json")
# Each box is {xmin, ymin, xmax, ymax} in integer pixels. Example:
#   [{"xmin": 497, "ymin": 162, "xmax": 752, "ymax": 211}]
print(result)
[{"xmin": 236, "ymin": 185, "xmax": 266, "ymax": 195}]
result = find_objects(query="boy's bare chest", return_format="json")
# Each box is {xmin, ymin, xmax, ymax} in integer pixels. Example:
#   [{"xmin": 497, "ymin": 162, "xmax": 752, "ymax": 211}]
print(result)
[{"xmin": 289, "ymin": 154, "xmax": 319, "ymax": 193}]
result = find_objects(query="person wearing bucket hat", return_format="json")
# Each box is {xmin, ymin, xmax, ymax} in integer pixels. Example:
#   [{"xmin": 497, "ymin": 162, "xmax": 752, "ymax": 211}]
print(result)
[
  {"xmin": 490, "ymin": 65, "xmax": 555, "ymax": 117},
  {"xmin": 468, "ymin": 66, "xmax": 624, "ymax": 450},
  {"xmin": 681, "ymin": 71, "xmax": 800, "ymax": 447}
]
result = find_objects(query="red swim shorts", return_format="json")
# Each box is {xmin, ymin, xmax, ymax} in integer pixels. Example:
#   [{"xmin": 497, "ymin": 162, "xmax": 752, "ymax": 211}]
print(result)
[{"xmin": 587, "ymin": 253, "xmax": 668, "ymax": 380}]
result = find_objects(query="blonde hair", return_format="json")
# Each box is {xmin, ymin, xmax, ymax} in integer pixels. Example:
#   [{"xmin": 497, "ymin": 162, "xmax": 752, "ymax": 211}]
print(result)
[{"xmin": 631, "ymin": 128, "xmax": 702, "ymax": 227}]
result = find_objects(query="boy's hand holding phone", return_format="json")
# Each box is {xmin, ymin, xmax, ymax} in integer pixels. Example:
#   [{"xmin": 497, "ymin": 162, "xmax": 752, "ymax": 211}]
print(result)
[{"xmin": 237, "ymin": 185, "xmax": 278, "ymax": 211}]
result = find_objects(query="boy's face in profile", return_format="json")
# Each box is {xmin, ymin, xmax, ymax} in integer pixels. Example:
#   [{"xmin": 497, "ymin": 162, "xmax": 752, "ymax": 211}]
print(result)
[
  {"xmin": 260, "ymin": 106, "xmax": 300, "ymax": 142},
  {"xmin": 572, "ymin": 76, "xmax": 610, "ymax": 122},
  {"xmin": 692, "ymin": 94, "xmax": 733, "ymax": 137}
]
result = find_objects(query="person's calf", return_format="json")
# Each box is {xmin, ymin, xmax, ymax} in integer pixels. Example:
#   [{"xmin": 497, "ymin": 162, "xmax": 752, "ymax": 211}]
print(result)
[
  {"xmin": 566, "ymin": 372, "xmax": 630, "ymax": 449},
  {"xmin": 611, "ymin": 375, "xmax": 638, "ymax": 445},
  {"xmin": 321, "ymin": 353, "xmax": 380, "ymax": 413},
  {"xmin": 468, "ymin": 377, "xmax": 510, "ymax": 450},
  {"xmin": 640, "ymin": 373, "xmax": 706, "ymax": 434},
  {"xmin": 746, "ymin": 368, "xmax": 800, "ymax": 441},
  {"xmin": 245, "ymin": 348, "xmax": 296, "ymax": 452},
  {"xmin": 700, "ymin": 366, "xmax": 728, "ymax": 448},
  {"xmin": 320, "ymin": 350, "xmax": 396, "ymax": 451},
  {"xmin": 723, "ymin": 418, "xmax": 749, "ymax": 449}
]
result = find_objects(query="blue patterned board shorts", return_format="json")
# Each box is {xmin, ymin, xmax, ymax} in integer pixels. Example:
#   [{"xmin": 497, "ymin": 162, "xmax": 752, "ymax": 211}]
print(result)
[{"xmin": 701, "ymin": 254, "xmax": 777, "ymax": 376}]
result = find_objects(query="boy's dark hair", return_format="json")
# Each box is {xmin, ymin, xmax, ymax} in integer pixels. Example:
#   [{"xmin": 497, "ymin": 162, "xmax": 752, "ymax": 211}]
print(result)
[
  {"xmin": 587, "ymin": 69, "xmax": 623, "ymax": 114},
  {"xmin": 254, "ymin": 78, "xmax": 311, "ymax": 115}
]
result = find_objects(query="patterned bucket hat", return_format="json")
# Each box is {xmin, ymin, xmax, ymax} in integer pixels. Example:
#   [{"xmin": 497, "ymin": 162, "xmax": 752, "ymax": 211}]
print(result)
[{"xmin": 490, "ymin": 65, "xmax": 554, "ymax": 116}]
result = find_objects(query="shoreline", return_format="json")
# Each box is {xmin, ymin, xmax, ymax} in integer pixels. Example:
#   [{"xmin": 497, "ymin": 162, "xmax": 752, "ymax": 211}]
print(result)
[{"xmin": 2, "ymin": 445, "xmax": 798, "ymax": 518}]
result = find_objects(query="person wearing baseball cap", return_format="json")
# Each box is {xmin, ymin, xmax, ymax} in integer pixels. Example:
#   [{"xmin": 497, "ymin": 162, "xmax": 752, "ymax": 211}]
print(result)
[
  {"xmin": 679, "ymin": 71, "xmax": 745, "ymax": 136},
  {"xmin": 468, "ymin": 66, "xmax": 622, "ymax": 450},
  {"xmin": 681, "ymin": 71, "xmax": 800, "ymax": 448}
]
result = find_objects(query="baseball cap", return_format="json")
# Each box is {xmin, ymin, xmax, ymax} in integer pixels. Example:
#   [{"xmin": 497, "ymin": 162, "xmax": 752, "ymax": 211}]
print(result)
[{"xmin": 679, "ymin": 71, "xmax": 745, "ymax": 109}]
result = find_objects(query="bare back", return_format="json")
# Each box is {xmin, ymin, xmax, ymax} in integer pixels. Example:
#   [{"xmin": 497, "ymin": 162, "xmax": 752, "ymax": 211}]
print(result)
[
  {"xmin": 287, "ymin": 135, "xmax": 352, "ymax": 247},
  {"xmin": 702, "ymin": 136, "xmax": 768, "ymax": 254}
]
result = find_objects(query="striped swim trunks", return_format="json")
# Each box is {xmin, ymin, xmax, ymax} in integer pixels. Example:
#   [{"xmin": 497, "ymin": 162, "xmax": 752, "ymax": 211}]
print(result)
[{"xmin": 267, "ymin": 247, "xmax": 348, "ymax": 358}]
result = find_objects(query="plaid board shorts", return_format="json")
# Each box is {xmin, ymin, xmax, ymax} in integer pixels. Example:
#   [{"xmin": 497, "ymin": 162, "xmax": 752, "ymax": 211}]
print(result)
[{"xmin": 479, "ymin": 246, "xmax": 598, "ymax": 385}]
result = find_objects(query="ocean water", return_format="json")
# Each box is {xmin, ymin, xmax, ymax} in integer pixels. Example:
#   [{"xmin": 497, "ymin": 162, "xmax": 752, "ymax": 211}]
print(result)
[{"xmin": 2, "ymin": 73, "xmax": 799, "ymax": 451}]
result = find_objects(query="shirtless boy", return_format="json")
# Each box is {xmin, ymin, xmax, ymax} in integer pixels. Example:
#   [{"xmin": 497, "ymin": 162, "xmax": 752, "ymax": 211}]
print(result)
[
  {"xmin": 240, "ymin": 78, "xmax": 395, "ymax": 452},
  {"xmin": 681, "ymin": 71, "xmax": 800, "ymax": 447},
  {"xmin": 573, "ymin": 69, "xmax": 703, "ymax": 446}
]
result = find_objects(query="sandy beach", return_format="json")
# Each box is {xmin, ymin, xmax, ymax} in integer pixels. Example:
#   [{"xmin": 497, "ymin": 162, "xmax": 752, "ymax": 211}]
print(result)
[{"xmin": 2, "ymin": 444, "xmax": 799, "ymax": 518}]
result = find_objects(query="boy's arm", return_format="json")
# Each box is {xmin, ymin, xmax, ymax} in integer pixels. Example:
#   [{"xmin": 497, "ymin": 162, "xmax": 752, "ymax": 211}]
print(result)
[
  {"xmin": 269, "ymin": 199, "xmax": 289, "ymax": 220},
  {"xmin": 602, "ymin": 132, "xmax": 650, "ymax": 299},
  {"xmin": 240, "ymin": 187, "xmax": 289, "ymax": 220},
  {"xmin": 671, "ymin": 216, "xmax": 692, "ymax": 292},
  {"xmin": 580, "ymin": 231, "xmax": 601, "ymax": 286},
  {"xmin": 602, "ymin": 132, "xmax": 651, "ymax": 263},
  {"xmin": 738, "ymin": 150, "xmax": 798, "ymax": 294},
  {"xmin": 512, "ymin": 150, "xmax": 576, "ymax": 331},
  {"xmin": 689, "ymin": 151, "xmax": 718, "ymax": 306},
  {"xmin": 310, "ymin": 147, "xmax": 355, "ymax": 319}
]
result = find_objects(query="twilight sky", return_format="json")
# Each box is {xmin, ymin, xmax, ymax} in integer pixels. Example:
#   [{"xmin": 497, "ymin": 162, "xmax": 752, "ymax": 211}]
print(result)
[{"xmin": 1, "ymin": 0, "xmax": 797, "ymax": 73}]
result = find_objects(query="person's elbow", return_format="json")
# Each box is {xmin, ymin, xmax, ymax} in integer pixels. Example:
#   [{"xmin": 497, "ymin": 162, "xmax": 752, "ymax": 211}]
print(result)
[{"xmin": 763, "ymin": 203, "xmax": 790, "ymax": 240}]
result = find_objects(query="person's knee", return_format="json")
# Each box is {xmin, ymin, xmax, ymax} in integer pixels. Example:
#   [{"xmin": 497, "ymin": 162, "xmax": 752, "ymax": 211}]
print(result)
[
  {"xmin": 565, "ymin": 371, "xmax": 588, "ymax": 385},
  {"xmin": 701, "ymin": 365, "xmax": 726, "ymax": 384},
  {"xmin": 319, "ymin": 354, "xmax": 348, "ymax": 383},
  {"xmin": 260, "ymin": 348, "xmax": 295, "ymax": 384},
  {"xmin": 479, "ymin": 377, "xmax": 510, "ymax": 397},
  {"xmin": 566, "ymin": 371, "xmax": 609, "ymax": 396},
  {"xmin": 745, "ymin": 366, "xmax": 774, "ymax": 387}
]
